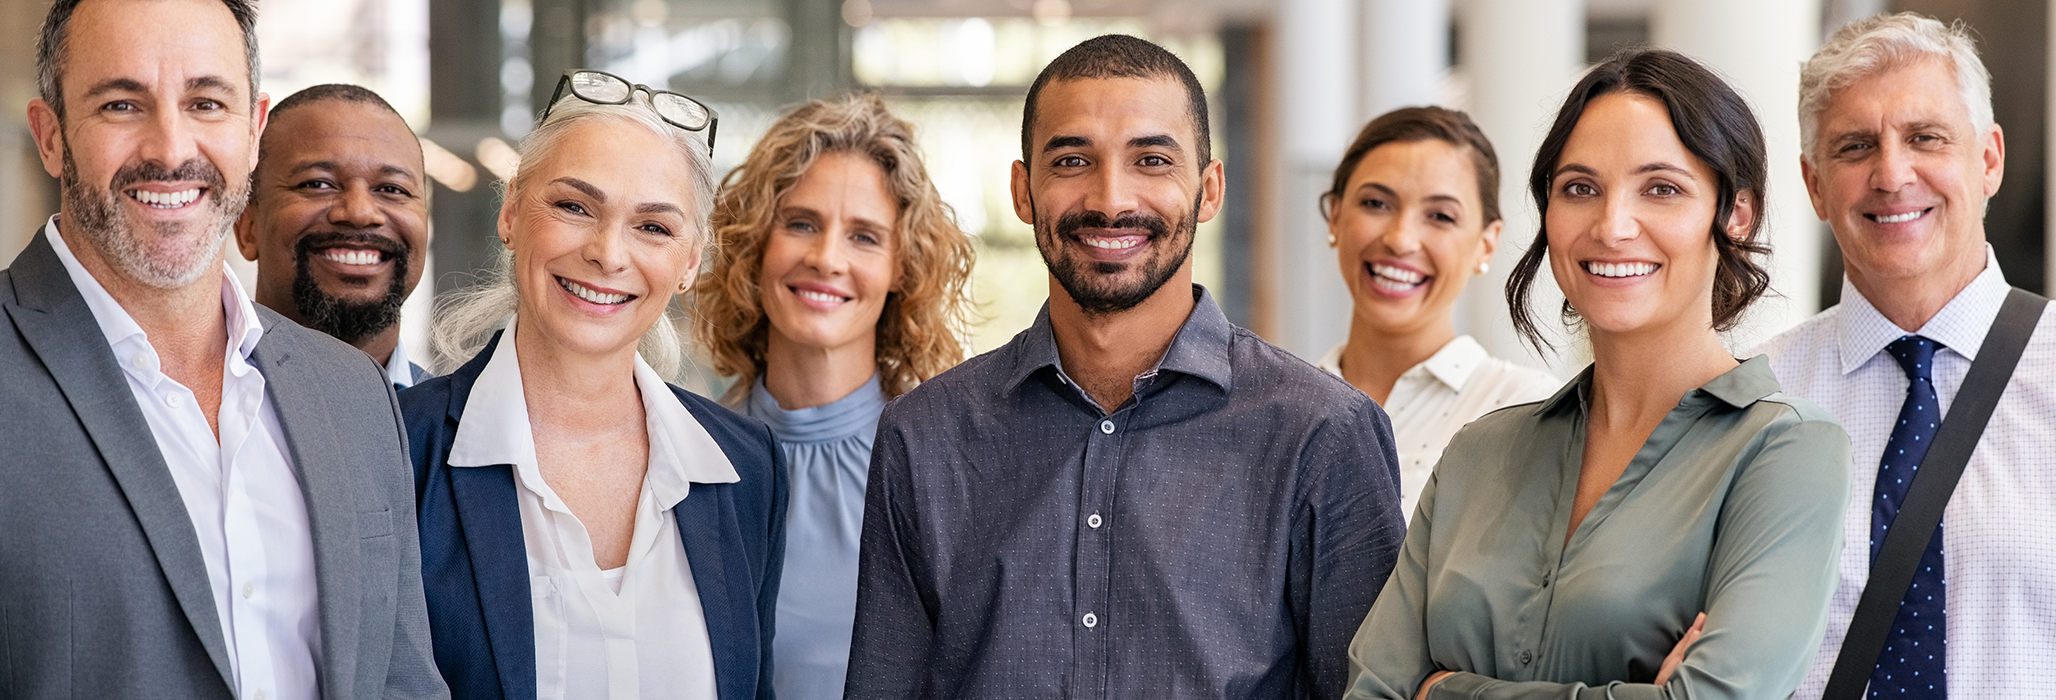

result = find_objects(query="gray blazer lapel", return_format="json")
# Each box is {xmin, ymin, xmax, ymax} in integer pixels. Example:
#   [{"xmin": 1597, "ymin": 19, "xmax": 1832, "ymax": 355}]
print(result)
[
  {"xmin": 2, "ymin": 233, "xmax": 235, "ymax": 688},
  {"xmin": 248, "ymin": 311, "xmax": 363, "ymax": 699}
]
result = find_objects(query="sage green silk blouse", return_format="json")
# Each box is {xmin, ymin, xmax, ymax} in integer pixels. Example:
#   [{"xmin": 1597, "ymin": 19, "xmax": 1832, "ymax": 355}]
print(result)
[{"xmin": 1346, "ymin": 356, "xmax": 1851, "ymax": 700}]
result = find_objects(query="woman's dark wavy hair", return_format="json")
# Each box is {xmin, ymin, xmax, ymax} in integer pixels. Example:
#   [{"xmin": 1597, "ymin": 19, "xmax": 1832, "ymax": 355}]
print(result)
[{"xmin": 1505, "ymin": 47, "xmax": 1773, "ymax": 353}]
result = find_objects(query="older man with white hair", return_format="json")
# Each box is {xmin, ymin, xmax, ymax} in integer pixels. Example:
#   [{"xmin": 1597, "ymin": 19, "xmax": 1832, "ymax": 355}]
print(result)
[{"xmin": 1752, "ymin": 12, "xmax": 2056, "ymax": 700}]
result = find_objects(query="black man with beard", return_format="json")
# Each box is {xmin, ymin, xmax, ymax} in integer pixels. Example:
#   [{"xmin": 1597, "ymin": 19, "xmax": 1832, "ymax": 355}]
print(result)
[{"xmin": 236, "ymin": 83, "xmax": 431, "ymax": 388}]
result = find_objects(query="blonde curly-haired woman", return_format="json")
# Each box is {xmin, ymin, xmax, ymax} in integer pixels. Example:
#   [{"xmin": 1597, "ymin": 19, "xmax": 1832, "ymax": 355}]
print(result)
[{"xmin": 693, "ymin": 92, "xmax": 975, "ymax": 700}]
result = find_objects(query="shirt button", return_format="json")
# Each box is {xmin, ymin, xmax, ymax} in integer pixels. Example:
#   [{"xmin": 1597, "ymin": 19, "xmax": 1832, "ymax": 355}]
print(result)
[
  {"xmin": 130, "ymin": 352, "xmax": 149, "ymax": 369},
  {"xmin": 242, "ymin": 582, "xmax": 254, "ymax": 599},
  {"xmin": 1099, "ymin": 420, "xmax": 1115, "ymax": 434},
  {"xmin": 1087, "ymin": 513, "xmax": 1103, "ymax": 529},
  {"xmin": 1082, "ymin": 612, "xmax": 1098, "ymax": 628},
  {"xmin": 254, "ymin": 690, "xmax": 266, "ymax": 700},
  {"xmin": 165, "ymin": 394, "xmax": 182, "ymax": 407},
  {"xmin": 1519, "ymin": 650, "xmax": 1533, "ymax": 665}
]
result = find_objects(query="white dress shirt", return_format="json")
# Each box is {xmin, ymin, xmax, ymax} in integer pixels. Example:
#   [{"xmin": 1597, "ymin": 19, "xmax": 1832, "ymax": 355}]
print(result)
[
  {"xmin": 446, "ymin": 316, "xmax": 738, "ymax": 700},
  {"xmin": 1752, "ymin": 245, "xmax": 2056, "ymax": 698},
  {"xmin": 1319, "ymin": 334, "xmax": 1559, "ymax": 520},
  {"xmin": 46, "ymin": 216, "xmax": 321, "ymax": 700}
]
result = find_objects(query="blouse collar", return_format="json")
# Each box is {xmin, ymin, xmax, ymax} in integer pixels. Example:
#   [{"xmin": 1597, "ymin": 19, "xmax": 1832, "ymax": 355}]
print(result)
[
  {"xmin": 747, "ymin": 372, "xmax": 886, "ymax": 444},
  {"xmin": 448, "ymin": 315, "xmax": 738, "ymax": 508}
]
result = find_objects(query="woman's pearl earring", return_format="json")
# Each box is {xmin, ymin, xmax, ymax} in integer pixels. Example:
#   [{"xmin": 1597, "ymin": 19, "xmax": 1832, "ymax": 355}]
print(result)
[{"xmin": 1476, "ymin": 261, "xmax": 1491, "ymax": 275}]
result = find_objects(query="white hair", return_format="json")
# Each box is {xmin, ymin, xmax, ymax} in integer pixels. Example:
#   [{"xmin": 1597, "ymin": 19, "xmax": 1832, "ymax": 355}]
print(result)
[
  {"xmin": 430, "ymin": 91, "xmax": 716, "ymax": 380},
  {"xmin": 1799, "ymin": 12, "xmax": 1993, "ymax": 162}
]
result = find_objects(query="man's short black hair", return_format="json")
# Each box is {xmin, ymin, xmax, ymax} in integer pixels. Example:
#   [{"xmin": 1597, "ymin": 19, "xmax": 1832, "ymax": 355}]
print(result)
[
  {"xmin": 36, "ymin": 0, "xmax": 261, "ymax": 121},
  {"xmin": 271, "ymin": 83, "xmax": 402, "ymax": 120},
  {"xmin": 255, "ymin": 84, "xmax": 418, "ymax": 191},
  {"xmin": 1020, "ymin": 34, "xmax": 1211, "ymax": 171}
]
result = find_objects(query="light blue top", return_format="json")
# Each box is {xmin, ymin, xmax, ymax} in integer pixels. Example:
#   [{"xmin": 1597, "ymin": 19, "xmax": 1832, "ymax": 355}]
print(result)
[{"xmin": 749, "ymin": 373, "xmax": 883, "ymax": 700}]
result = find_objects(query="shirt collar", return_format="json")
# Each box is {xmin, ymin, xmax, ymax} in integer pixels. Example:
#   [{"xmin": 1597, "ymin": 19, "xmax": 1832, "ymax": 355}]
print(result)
[
  {"xmin": 44, "ymin": 214, "xmax": 264, "ymax": 363},
  {"xmin": 1000, "ymin": 285, "xmax": 1234, "ymax": 398},
  {"xmin": 447, "ymin": 316, "xmax": 737, "ymax": 507},
  {"xmin": 1833, "ymin": 243, "xmax": 2009, "ymax": 374},
  {"xmin": 1537, "ymin": 355, "xmax": 1781, "ymax": 416},
  {"xmin": 1419, "ymin": 335, "xmax": 1489, "ymax": 392},
  {"xmin": 386, "ymin": 336, "xmax": 418, "ymax": 389}
]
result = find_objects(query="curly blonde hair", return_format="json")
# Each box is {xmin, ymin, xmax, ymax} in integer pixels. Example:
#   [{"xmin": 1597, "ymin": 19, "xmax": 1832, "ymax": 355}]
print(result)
[{"xmin": 695, "ymin": 93, "xmax": 975, "ymax": 400}]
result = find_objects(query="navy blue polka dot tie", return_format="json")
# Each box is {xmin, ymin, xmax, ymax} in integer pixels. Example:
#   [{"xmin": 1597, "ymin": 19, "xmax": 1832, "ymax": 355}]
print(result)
[{"xmin": 1870, "ymin": 335, "xmax": 1946, "ymax": 698}]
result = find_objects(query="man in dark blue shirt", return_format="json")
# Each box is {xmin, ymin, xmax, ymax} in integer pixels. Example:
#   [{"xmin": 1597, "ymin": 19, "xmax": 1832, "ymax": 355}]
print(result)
[{"xmin": 844, "ymin": 34, "xmax": 1407, "ymax": 700}]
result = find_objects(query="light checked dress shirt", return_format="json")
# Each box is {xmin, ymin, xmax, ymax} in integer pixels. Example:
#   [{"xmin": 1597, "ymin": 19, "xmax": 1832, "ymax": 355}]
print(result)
[
  {"xmin": 746, "ymin": 373, "xmax": 883, "ymax": 700},
  {"xmin": 47, "ymin": 215, "xmax": 321, "ymax": 700},
  {"xmin": 1319, "ymin": 335, "xmax": 1558, "ymax": 520},
  {"xmin": 446, "ymin": 315, "xmax": 738, "ymax": 700},
  {"xmin": 845, "ymin": 286, "xmax": 1408, "ymax": 700},
  {"xmin": 386, "ymin": 336, "xmax": 426, "ymax": 390},
  {"xmin": 1752, "ymin": 246, "xmax": 2056, "ymax": 698},
  {"xmin": 1344, "ymin": 357, "xmax": 1850, "ymax": 700}
]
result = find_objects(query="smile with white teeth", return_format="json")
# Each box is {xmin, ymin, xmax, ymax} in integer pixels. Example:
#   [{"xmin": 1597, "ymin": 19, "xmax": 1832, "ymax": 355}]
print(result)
[
  {"xmin": 1871, "ymin": 209, "xmax": 1929, "ymax": 224},
  {"xmin": 1081, "ymin": 236, "xmax": 1143, "ymax": 251},
  {"xmin": 319, "ymin": 249, "xmax": 383, "ymax": 266},
  {"xmin": 558, "ymin": 277, "xmax": 631, "ymax": 305},
  {"xmin": 127, "ymin": 188, "xmax": 201, "ymax": 209},
  {"xmin": 794, "ymin": 288, "xmax": 850, "ymax": 304},
  {"xmin": 1584, "ymin": 261, "xmax": 1659, "ymax": 278},
  {"xmin": 1368, "ymin": 263, "xmax": 1427, "ymax": 290}
]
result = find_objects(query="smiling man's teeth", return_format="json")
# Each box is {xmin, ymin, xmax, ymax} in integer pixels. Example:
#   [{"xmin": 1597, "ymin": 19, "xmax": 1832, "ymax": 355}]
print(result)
[
  {"xmin": 1369, "ymin": 263, "xmax": 1426, "ymax": 286},
  {"xmin": 796, "ymin": 289, "xmax": 849, "ymax": 304},
  {"xmin": 1874, "ymin": 209, "xmax": 1926, "ymax": 224},
  {"xmin": 320, "ymin": 249, "xmax": 382, "ymax": 266},
  {"xmin": 127, "ymin": 188, "xmax": 202, "ymax": 209},
  {"xmin": 1082, "ymin": 236, "xmax": 1142, "ymax": 250},
  {"xmin": 1586, "ymin": 262, "xmax": 1658, "ymax": 278},
  {"xmin": 560, "ymin": 278, "xmax": 629, "ymax": 305}
]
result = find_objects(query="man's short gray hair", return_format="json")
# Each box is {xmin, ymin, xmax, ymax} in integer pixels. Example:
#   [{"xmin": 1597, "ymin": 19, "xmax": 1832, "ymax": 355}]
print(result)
[
  {"xmin": 37, "ymin": 0, "xmax": 261, "ymax": 121},
  {"xmin": 1799, "ymin": 12, "xmax": 1992, "ymax": 162}
]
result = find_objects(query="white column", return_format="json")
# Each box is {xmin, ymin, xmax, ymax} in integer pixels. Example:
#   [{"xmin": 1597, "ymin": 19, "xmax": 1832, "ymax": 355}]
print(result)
[
  {"xmin": 1360, "ymin": 0, "xmax": 1451, "ymax": 121},
  {"xmin": 1455, "ymin": 0, "xmax": 1584, "ymax": 372},
  {"xmin": 1268, "ymin": 0, "xmax": 1357, "ymax": 359},
  {"xmin": 1653, "ymin": 0, "xmax": 1824, "ymax": 349}
]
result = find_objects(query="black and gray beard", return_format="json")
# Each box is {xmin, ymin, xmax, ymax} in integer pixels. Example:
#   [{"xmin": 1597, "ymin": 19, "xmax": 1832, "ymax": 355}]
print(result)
[
  {"xmin": 1035, "ymin": 196, "xmax": 1199, "ymax": 316},
  {"xmin": 290, "ymin": 231, "xmax": 410, "ymax": 346},
  {"xmin": 61, "ymin": 150, "xmax": 242, "ymax": 290}
]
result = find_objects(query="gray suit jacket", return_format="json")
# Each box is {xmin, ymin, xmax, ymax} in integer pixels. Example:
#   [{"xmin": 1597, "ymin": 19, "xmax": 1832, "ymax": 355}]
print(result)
[{"xmin": 0, "ymin": 231, "xmax": 447, "ymax": 699}]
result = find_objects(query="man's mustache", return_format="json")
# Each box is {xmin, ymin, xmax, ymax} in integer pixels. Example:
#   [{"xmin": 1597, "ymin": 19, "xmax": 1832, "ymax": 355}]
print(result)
[
  {"xmin": 110, "ymin": 158, "xmax": 228, "ymax": 194},
  {"xmin": 296, "ymin": 230, "xmax": 408, "ymax": 259},
  {"xmin": 1054, "ymin": 210, "xmax": 1171, "ymax": 240}
]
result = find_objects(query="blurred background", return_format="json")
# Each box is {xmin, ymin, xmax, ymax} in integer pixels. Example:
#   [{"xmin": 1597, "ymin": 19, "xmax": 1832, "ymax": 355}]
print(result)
[{"xmin": 0, "ymin": 0, "xmax": 2047, "ymax": 379}]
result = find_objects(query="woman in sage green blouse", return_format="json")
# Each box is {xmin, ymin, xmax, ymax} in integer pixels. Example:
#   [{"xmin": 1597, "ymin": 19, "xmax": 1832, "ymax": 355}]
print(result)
[{"xmin": 1344, "ymin": 49, "xmax": 1851, "ymax": 700}]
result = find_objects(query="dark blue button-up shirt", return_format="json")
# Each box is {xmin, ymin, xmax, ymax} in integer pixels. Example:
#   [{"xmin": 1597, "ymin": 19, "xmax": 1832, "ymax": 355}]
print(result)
[{"xmin": 846, "ymin": 286, "xmax": 1407, "ymax": 700}]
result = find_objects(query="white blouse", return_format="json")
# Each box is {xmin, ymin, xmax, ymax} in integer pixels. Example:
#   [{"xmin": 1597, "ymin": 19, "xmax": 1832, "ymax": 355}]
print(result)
[
  {"xmin": 447, "ymin": 317, "xmax": 740, "ymax": 700},
  {"xmin": 1320, "ymin": 335, "xmax": 1559, "ymax": 521}
]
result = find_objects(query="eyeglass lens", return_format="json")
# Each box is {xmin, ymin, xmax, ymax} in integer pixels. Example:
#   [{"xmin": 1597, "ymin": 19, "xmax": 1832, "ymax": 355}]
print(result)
[
  {"xmin": 570, "ymin": 71, "xmax": 633, "ymax": 102},
  {"xmin": 651, "ymin": 93, "xmax": 711, "ymax": 129}
]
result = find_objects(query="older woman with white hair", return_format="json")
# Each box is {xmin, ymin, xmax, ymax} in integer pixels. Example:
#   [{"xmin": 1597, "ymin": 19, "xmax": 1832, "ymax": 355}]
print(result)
[{"xmin": 402, "ymin": 70, "xmax": 784, "ymax": 700}]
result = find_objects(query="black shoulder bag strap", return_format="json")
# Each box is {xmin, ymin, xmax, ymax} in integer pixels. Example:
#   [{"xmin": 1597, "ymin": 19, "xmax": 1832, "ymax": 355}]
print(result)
[{"xmin": 1822, "ymin": 287, "xmax": 2049, "ymax": 700}]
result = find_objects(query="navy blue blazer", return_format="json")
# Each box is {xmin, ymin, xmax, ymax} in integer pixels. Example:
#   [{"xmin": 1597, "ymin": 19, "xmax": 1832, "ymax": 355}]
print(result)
[{"xmin": 401, "ymin": 331, "xmax": 786, "ymax": 700}]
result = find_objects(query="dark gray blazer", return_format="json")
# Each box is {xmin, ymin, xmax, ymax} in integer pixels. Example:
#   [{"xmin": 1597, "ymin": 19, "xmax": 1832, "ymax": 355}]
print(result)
[{"xmin": 0, "ymin": 231, "xmax": 447, "ymax": 699}]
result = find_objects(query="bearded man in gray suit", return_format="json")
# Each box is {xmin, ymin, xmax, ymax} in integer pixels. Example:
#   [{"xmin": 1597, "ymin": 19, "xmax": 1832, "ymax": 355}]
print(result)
[{"xmin": 0, "ymin": 0, "xmax": 446, "ymax": 697}]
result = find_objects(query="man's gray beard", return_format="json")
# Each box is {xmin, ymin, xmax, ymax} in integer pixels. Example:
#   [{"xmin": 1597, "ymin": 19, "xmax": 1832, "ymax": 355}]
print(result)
[{"xmin": 60, "ymin": 149, "xmax": 245, "ymax": 291}]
